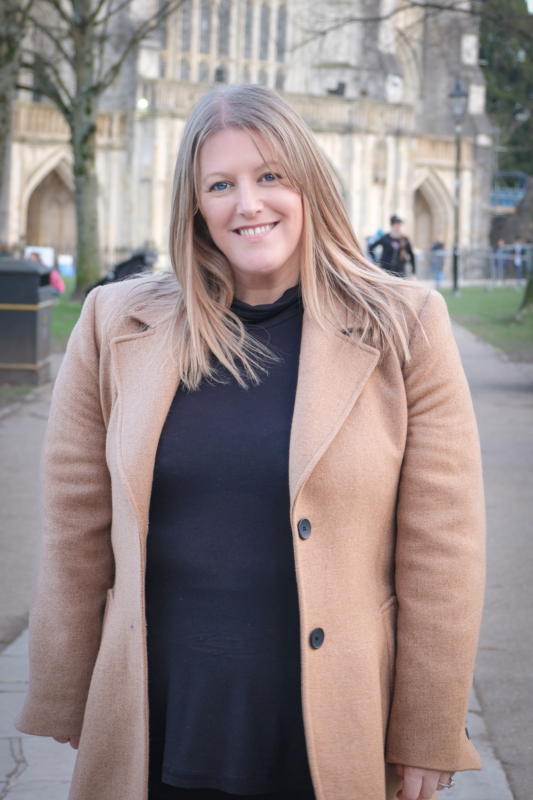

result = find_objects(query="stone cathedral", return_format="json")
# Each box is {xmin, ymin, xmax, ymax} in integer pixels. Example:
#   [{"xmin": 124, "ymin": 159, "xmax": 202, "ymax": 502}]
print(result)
[{"xmin": 6, "ymin": 0, "xmax": 493, "ymax": 269}]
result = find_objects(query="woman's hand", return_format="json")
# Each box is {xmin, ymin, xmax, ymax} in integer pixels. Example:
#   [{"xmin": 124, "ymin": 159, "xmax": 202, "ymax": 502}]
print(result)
[
  {"xmin": 396, "ymin": 765, "xmax": 455, "ymax": 799},
  {"xmin": 53, "ymin": 736, "xmax": 80, "ymax": 750}
]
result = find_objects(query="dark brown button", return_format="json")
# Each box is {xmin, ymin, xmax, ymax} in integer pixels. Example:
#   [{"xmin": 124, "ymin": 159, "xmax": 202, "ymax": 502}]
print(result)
[
  {"xmin": 298, "ymin": 518, "xmax": 311, "ymax": 539},
  {"xmin": 310, "ymin": 628, "xmax": 324, "ymax": 649}
]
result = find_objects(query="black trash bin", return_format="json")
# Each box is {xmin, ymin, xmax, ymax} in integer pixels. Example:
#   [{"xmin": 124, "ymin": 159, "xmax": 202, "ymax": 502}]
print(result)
[{"xmin": 0, "ymin": 258, "xmax": 54, "ymax": 386}]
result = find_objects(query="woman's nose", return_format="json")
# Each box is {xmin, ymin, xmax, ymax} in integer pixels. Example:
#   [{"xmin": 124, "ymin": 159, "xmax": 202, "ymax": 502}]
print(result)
[{"xmin": 236, "ymin": 181, "xmax": 263, "ymax": 217}]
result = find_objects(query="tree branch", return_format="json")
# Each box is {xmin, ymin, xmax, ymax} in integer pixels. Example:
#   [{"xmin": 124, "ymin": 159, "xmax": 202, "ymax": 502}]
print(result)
[
  {"xmin": 20, "ymin": 53, "xmax": 74, "ymax": 115},
  {"xmin": 98, "ymin": 0, "xmax": 185, "ymax": 92},
  {"xmin": 28, "ymin": 16, "xmax": 76, "ymax": 69},
  {"xmin": 291, "ymin": 0, "xmax": 533, "ymax": 52},
  {"xmin": 35, "ymin": 0, "xmax": 75, "ymax": 36}
]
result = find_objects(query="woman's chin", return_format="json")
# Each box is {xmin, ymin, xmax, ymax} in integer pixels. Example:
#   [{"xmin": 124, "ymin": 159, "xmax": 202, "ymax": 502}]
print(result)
[{"xmin": 231, "ymin": 262, "xmax": 290, "ymax": 283}]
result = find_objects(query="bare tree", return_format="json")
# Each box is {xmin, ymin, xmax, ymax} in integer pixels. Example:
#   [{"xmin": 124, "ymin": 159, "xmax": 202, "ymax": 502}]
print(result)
[
  {"xmin": 293, "ymin": 1, "xmax": 533, "ymax": 49},
  {"xmin": 17, "ymin": 0, "xmax": 185, "ymax": 296},
  {"xmin": 0, "ymin": 0, "xmax": 35, "ymax": 240}
]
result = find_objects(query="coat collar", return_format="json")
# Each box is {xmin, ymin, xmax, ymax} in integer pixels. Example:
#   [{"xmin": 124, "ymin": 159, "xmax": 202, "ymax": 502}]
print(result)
[{"xmin": 110, "ymin": 298, "xmax": 379, "ymax": 539}]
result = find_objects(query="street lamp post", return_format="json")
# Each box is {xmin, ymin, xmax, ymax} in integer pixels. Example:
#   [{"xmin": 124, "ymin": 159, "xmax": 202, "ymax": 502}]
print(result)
[{"xmin": 449, "ymin": 79, "xmax": 469, "ymax": 296}]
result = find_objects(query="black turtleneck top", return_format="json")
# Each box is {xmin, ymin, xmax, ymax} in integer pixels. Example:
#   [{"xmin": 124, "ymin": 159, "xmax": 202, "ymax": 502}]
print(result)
[{"xmin": 146, "ymin": 285, "xmax": 314, "ymax": 796}]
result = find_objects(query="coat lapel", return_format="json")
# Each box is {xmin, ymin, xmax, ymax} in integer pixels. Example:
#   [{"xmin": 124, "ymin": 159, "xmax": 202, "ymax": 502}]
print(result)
[
  {"xmin": 110, "ymin": 313, "xmax": 179, "ymax": 542},
  {"xmin": 289, "ymin": 312, "xmax": 379, "ymax": 509},
  {"xmin": 109, "ymin": 299, "xmax": 379, "ymax": 537}
]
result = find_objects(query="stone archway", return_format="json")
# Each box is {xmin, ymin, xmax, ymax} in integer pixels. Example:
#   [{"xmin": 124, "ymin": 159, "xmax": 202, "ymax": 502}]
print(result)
[
  {"xmin": 26, "ymin": 168, "xmax": 76, "ymax": 252},
  {"xmin": 413, "ymin": 171, "xmax": 452, "ymax": 251},
  {"xmin": 414, "ymin": 188, "xmax": 434, "ymax": 251}
]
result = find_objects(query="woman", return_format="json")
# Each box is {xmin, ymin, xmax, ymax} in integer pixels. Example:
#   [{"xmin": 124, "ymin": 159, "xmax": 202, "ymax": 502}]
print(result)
[{"xmin": 16, "ymin": 86, "xmax": 485, "ymax": 800}]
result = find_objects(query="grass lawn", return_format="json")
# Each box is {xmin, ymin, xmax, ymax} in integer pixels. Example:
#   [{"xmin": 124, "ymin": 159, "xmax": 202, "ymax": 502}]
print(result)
[
  {"xmin": 440, "ymin": 285, "xmax": 533, "ymax": 363},
  {"xmin": 51, "ymin": 276, "xmax": 82, "ymax": 350}
]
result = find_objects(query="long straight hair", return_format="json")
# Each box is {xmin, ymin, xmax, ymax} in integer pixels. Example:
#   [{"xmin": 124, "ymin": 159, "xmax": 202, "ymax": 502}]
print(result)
[{"xmin": 135, "ymin": 84, "xmax": 417, "ymax": 390}]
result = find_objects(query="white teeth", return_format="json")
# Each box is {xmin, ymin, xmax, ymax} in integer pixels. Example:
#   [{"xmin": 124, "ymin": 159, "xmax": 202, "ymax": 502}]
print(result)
[{"xmin": 237, "ymin": 223, "xmax": 275, "ymax": 236}]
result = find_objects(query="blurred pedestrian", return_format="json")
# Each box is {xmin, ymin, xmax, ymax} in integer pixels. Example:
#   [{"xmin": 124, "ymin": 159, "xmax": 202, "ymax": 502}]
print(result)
[
  {"xmin": 49, "ymin": 267, "xmax": 66, "ymax": 297},
  {"xmin": 429, "ymin": 241, "xmax": 445, "ymax": 288},
  {"xmin": 369, "ymin": 215, "xmax": 416, "ymax": 278},
  {"xmin": 494, "ymin": 239, "xmax": 507, "ymax": 283},
  {"xmin": 16, "ymin": 86, "xmax": 485, "ymax": 800},
  {"xmin": 28, "ymin": 251, "xmax": 65, "ymax": 297},
  {"xmin": 0, "ymin": 242, "xmax": 12, "ymax": 257},
  {"xmin": 512, "ymin": 237, "xmax": 524, "ymax": 288}
]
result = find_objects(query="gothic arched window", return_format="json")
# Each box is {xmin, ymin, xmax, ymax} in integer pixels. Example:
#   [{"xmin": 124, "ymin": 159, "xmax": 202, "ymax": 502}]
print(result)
[
  {"xmin": 218, "ymin": 0, "xmax": 231, "ymax": 57},
  {"xmin": 276, "ymin": 5, "xmax": 286, "ymax": 62},
  {"xmin": 199, "ymin": 0, "xmax": 211, "ymax": 54},
  {"xmin": 244, "ymin": 1, "xmax": 253, "ymax": 59},
  {"xmin": 259, "ymin": 4, "xmax": 270, "ymax": 61},
  {"xmin": 215, "ymin": 64, "xmax": 228, "ymax": 83},
  {"xmin": 258, "ymin": 67, "xmax": 268, "ymax": 86},
  {"xmin": 181, "ymin": 0, "xmax": 192, "ymax": 52},
  {"xmin": 199, "ymin": 61, "xmax": 210, "ymax": 82},
  {"xmin": 275, "ymin": 68, "xmax": 284, "ymax": 90},
  {"xmin": 180, "ymin": 59, "xmax": 190, "ymax": 81}
]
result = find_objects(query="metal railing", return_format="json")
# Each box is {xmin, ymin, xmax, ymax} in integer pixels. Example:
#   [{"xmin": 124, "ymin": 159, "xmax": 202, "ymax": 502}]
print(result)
[{"xmin": 414, "ymin": 246, "xmax": 533, "ymax": 284}]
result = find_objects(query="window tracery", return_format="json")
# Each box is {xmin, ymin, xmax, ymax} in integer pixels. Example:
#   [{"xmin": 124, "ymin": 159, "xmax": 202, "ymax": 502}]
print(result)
[
  {"xmin": 199, "ymin": 0, "xmax": 212, "ymax": 54},
  {"xmin": 259, "ymin": 4, "xmax": 270, "ymax": 61},
  {"xmin": 181, "ymin": 0, "xmax": 192, "ymax": 52},
  {"xmin": 218, "ymin": 0, "xmax": 231, "ymax": 57},
  {"xmin": 276, "ymin": 5, "xmax": 286, "ymax": 63}
]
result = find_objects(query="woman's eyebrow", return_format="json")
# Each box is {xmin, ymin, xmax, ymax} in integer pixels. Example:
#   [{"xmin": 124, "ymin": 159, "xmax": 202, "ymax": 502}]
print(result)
[
  {"xmin": 203, "ymin": 171, "xmax": 233, "ymax": 181},
  {"xmin": 202, "ymin": 161, "xmax": 282, "ymax": 182}
]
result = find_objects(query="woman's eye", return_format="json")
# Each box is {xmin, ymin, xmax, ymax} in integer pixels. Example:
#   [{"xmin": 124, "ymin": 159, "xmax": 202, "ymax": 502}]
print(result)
[
  {"xmin": 261, "ymin": 173, "xmax": 278, "ymax": 183},
  {"xmin": 211, "ymin": 181, "xmax": 229, "ymax": 191}
]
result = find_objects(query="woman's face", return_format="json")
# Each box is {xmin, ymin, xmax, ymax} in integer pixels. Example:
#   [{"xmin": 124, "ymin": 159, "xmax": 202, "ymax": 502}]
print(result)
[{"xmin": 198, "ymin": 128, "xmax": 303, "ymax": 300}]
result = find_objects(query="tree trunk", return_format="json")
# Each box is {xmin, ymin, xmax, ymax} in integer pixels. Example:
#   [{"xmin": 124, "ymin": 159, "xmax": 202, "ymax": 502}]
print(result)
[
  {"xmin": 71, "ymin": 105, "xmax": 101, "ymax": 298},
  {"xmin": 0, "ymin": 59, "xmax": 18, "ymax": 242},
  {"xmin": 0, "ymin": 62, "xmax": 16, "ymax": 199}
]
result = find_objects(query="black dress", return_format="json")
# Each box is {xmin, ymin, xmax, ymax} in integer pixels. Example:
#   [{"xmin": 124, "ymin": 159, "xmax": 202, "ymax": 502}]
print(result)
[{"xmin": 146, "ymin": 286, "xmax": 316, "ymax": 799}]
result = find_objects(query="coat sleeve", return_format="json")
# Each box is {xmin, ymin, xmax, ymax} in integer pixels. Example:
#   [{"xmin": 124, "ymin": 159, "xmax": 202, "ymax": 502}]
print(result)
[
  {"xmin": 385, "ymin": 290, "xmax": 485, "ymax": 772},
  {"xmin": 16, "ymin": 287, "xmax": 114, "ymax": 737}
]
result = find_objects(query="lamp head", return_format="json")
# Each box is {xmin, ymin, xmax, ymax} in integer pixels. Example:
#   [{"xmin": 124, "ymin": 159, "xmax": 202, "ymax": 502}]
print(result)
[{"xmin": 449, "ymin": 78, "xmax": 468, "ymax": 120}]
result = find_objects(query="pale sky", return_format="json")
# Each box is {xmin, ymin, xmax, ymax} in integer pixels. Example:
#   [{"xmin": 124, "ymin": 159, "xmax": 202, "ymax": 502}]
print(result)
[{"xmin": 528, "ymin": 0, "xmax": 533, "ymax": 12}]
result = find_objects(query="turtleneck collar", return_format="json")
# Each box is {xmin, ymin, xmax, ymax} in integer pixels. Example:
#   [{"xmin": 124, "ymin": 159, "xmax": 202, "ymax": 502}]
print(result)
[{"xmin": 230, "ymin": 284, "xmax": 302, "ymax": 328}]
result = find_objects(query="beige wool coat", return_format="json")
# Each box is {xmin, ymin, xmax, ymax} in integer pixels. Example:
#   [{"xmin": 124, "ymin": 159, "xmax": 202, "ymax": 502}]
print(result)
[{"xmin": 16, "ymin": 278, "xmax": 485, "ymax": 800}]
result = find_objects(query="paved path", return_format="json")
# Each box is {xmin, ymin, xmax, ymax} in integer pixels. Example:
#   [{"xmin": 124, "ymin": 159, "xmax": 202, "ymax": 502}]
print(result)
[
  {"xmin": 0, "ymin": 355, "xmax": 63, "ymax": 652},
  {"xmin": 0, "ymin": 328, "xmax": 530, "ymax": 798},
  {"xmin": 453, "ymin": 326, "xmax": 533, "ymax": 800},
  {"xmin": 0, "ymin": 631, "xmax": 76, "ymax": 799}
]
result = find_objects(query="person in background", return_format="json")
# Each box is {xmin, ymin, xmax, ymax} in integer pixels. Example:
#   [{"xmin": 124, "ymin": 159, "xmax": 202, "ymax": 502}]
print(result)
[
  {"xmin": 429, "ymin": 241, "xmax": 445, "ymax": 289},
  {"xmin": 49, "ymin": 267, "xmax": 66, "ymax": 297},
  {"xmin": 512, "ymin": 237, "xmax": 524, "ymax": 288},
  {"xmin": 0, "ymin": 242, "xmax": 13, "ymax": 257},
  {"xmin": 369, "ymin": 215, "xmax": 416, "ymax": 278},
  {"xmin": 28, "ymin": 251, "xmax": 66, "ymax": 297},
  {"xmin": 494, "ymin": 239, "xmax": 507, "ymax": 284}
]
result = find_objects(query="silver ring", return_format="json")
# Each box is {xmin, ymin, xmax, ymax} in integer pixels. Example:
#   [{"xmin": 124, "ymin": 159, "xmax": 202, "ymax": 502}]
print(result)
[{"xmin": 437, "ymin": 778, "xmax": 455, "ymax": 790}]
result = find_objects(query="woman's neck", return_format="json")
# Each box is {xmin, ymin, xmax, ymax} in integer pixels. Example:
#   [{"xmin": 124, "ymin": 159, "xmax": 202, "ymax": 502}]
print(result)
[{"xmin": 232, "ymin": 266, "xmax": 301, "ymax": 306}]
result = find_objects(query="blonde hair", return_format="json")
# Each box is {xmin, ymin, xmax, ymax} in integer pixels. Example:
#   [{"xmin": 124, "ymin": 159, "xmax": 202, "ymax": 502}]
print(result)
[{"xmin": 136, "ymin": 84, "xmax": 417, "ymax": 390}]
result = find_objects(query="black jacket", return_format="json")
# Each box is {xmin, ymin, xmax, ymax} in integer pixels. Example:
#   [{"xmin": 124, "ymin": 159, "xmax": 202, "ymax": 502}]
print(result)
[{"xmin": 369, "ymin": 233, "xmax": 415, "ymax": 276}]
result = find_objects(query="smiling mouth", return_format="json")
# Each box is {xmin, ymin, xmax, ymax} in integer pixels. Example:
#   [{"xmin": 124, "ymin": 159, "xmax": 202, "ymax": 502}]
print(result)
[{"xmin": 235, "ymin": 223, "xmax": 277, "ymax": 236}]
